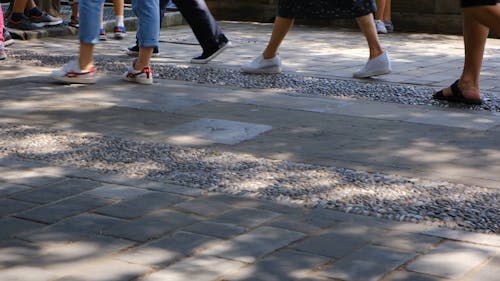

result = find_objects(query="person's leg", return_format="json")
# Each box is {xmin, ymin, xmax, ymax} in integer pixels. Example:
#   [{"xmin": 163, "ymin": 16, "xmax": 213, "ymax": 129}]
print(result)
[
  {"xmin": 352, "ymin": 13, "xmax": 391, "ymax": 78},
  {"xmin": 241, "ymin": 16, "xmax": 293, "ymax": 74},
  {"xmin": 172, "ymin": 0, "xmax": 229, "ymax": 61},
  {"xmin": 262, "ymin": 16, "xmax": 294, "ymax": 59},
  {"xmin": 383, "ymin": 0, "xmax": 392, "ymax": 22},
  {"xmin": 355, "ymin": 13, "xmax": 384, "ymax": 60},
  {"xmin": 11, "ymin": 0, "xmax": 29, "ymax": 13},
  {"xmin": 438, "ymin": 4, "xmax": 500, "ymax": 100},
  {"xmin": 123, "ymin": 0, "xmax": 159, "ymax": 84},
  {"xmin": 374, "ymin": 0, "xmax": 387, "ymax": 33},
  {"xmin": 113, "ymin": 0, "xmax": 126, "ymax": 39}
]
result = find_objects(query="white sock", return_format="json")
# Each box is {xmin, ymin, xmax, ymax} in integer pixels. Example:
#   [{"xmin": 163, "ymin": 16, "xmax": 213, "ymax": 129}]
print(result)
[{"xmin": 115, "ymin": 15, "xmax": 124, "ymax": 27}]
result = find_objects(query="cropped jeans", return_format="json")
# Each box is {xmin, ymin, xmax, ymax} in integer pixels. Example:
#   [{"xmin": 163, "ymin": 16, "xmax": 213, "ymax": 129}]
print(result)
[{"xmin": 79, "ymin": 0, "xmax": 159, "ymax": 47}]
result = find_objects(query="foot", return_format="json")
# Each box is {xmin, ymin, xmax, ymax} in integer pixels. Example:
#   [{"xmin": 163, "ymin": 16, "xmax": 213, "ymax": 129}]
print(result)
[
  {"xmin": 190, "ymin": 40, "xmax": 232, "ymax": 64},
  {"xmin": 30, "ymin": 12, "xmax": 63, "ymax": 27},
  {"xmin": 51, "ymin": 60, "xmax": 97, "ymax": 84},
  {"xmin": 126, "ymin": 44, "xmax": 159, "ymax": 57},
  {"xmin": 122, "ymin": 62, "xmax": 153, "ymax": 85},
  {"xmin": 240, "ymin": 54, "xmax": 282, "ymax": 74},
  {"xmin": 7, "ymin": 15, "xmax": 42, "ymax": 30},
  {"xmin": 113, "ymin": 26, "xmax": 127, "ymax": 40},
  {"xmin": 433, "ymin": 80, "xmax": 482, "ymax": 104},
  {"xmin": 375, "ymin": 20, "xmax": 388, "ymax": 34},
  {"xmin": 69, "ymin": 16, "xmax": 79, "ymax": 28},
  {"xmin": 0, "ymin": 43, "xmax": 6, "ymax": 60},
  {"xmin": 99, "ymin": 28, "xmax": 107, "ymax": 41},
  {"xmin": 3, "ymin": 29, "xmax": 15, "ymax": 47},
  {"xmin": 353, "ymin": 51, "xmax": 391, "ymax": 78},
  {"xmin": 384, "ymin": 21, "xmax": 394, "ymax": 33}
]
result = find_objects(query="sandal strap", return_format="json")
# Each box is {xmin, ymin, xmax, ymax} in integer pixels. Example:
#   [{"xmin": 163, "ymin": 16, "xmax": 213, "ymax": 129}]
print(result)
[{"xmin": 449, "ymin": 79, "xmax": 464, "ymax": 99}]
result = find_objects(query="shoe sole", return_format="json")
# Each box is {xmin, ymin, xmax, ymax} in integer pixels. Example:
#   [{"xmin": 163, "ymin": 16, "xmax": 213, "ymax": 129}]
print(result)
[
  {"xmin": 190, "ymin": 41, "xmax": 232, "ymax": 64},
  {"xmin": 114, "ymin": 33, "xmax": 126, "ymax": 40},
  {"xmin": 32, "ymin": 20, "xmax": 63, "ymax": 27},
  {"xmin": 122, "ymin": 76, "xmax": 153, "ymax": 85},
  {"xmin": 241, "ymin": 65, "xmax": 282, "ymax": 74},
  {"xmin": 51, "ymin": 74, "xmax": 97, "ymax": 84},
  {"xmin": 352, "ymin": 69, "xmax": 391, "ymax": 78},
  {"xmin": 4, "ymin": 39, "xmax": 15, "ymax": 47}
]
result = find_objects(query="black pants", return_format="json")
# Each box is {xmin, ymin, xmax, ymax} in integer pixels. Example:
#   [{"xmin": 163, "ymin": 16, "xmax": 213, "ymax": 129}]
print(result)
[{"xmin": 162, "ymin": 0, "xmax": 227, "ymax": 53}]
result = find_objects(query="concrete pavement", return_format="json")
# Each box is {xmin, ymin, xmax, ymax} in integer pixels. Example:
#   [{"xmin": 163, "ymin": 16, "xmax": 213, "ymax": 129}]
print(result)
[{"xmin": 0, "ymin": 21, "xmax": 499, "ymax": 281}]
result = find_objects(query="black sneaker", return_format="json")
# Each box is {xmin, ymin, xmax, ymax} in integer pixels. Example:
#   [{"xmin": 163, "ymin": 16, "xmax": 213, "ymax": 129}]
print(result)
[
  {"xmin": 30, "ymin": 12, "xmax": 63, "ymax": 27},
  {"xmin": 3, "ymin": 29, "xmax": 15, "ymax": 47},
  {"xmin": 7, "ymin": 15, "xmax": 42, "ymax": 30},
  {"xmin": 190, "ymin": 40, "xmax": 232, "ymax": 64},
  {"xmin": 126, "ymin": 44, "xmax": 159, "ymax": 57}
]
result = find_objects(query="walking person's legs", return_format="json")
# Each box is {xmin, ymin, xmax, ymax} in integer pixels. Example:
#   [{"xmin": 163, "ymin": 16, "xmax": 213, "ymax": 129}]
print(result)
[
  {"xmin": 374, "ymin": 0, "xmax": 387, "ymax": 33},
  {"xmin": 433, "ymin": 3, "xmax": 500, "ymax": 104}
]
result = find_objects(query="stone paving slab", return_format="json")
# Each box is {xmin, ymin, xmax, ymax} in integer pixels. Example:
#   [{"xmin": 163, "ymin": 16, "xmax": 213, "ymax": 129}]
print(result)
[{"xmin": 406, "ymin": 241, "xmax": 499, "ymax": 279}]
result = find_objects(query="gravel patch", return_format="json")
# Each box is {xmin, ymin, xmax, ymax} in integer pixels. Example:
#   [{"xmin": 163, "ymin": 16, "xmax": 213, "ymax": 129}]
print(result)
[
  {"xmin": 1, "ymin": 124, "xmax": 498, "ymax": 234},
  {"xmin": 9, "ymin": 50, "xmax": 500, "ymax": 112}
]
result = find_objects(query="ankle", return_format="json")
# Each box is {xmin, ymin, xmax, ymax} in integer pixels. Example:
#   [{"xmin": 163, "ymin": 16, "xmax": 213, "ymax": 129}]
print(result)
[
  {"xmin": 29, "ymin": 7, "xmax": 43, "ymax": 17},
  {"xmin": 262, "ymin": 51, "xmax": 277, "ymax": 60},
  {"xmin": 369, "ymin": 49, "xmax": 384, "ymax": 60}
]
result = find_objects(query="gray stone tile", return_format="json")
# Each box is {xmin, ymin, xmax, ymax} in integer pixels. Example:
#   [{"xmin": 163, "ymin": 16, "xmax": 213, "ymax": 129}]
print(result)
[
  {"xmin": 264, "ymin": 215, "xmax": 333, "ymax": 234},
  {"xmin": 82, "ymin": 184, "xmax": 152, "ymax": 200},
  {"xmin": 96, "ymin": 191, "xmax": 187, "ymax": 219},
  {"xmin": 49, "ymin": 258, "xmax": 150, "ymax": 281},
  {"xmin": 171, "ymin": 198, "xmax": 234, "ymax": 217},
  {"xmin": 0, "ymin": 199, "xmax": 36, "ymax": 217},
  {"xmin": 462, "ymin": 255, "xmax": 500, "ymax": 281},
  {"xmin": 201, "ymin": 226, "xmax": 305, "ymax": 263},
  {"xmin": 212, "ymin": 207, "xmax": 281, "ymax": 228},
  {"xmin": 17, "ymin": 194, "xmax": 113, "ymax": 223},
  {"xmin": 118, "ymin": 231, "xmax": 219, "ymax": 267},
  {"xmin": 225, "ymin": 249, "xmax": 331, "ymax": 281},
  {"xmin": 384, "ymin": 270, "xmax": 446, "ymax": 281},
  {"xmin": 0, "ymin": 183, "xmax": 32, "ymax": 197},
  {"xmin": 104, "ymin": 209, "xmax": 200, "ymax": 242},
  {"xmin": 183, "ymin": 221, "xmax": 247, "ymax": 239},
  {"xmin": 10, "ymin": 179, "xmax": 102, "ymax": 204},
  {"xmin": 422, "ymin": 227, "xmax": 500, "ymax": 247},
  {"xmin": 138, "ymin": 255, "xmax": 245, "ymax": 281},
  {"xmin": 0, "ymin": 239, "xmax": 40, "ymax": 268},
  {"xmin": 164, "ymin": 118, "xmax": 272, "ymax": 145},
  {"xmin": 140, "ymin": 182, "xmax": 207, "ymax": 197},
  {"xmin": 0, "ymin": 217, "xmax": 45, "ymax": 241},
  {"xmin": 20, "ymin": 213, "xmax": 125, "ymax": 243},
  {"xmin": 406, "ymin": 241, "xmax": 499, "ymax": 279},
  {"xmin": 292, "ymin": 223, "xmax": 385, "ymax": 258},
  {"xmin": 319, "ymin": 245, "xmax": 416, "ymax": 281},
  {"xmin": 0, "ymin": 266, "xmax": 58, "ymax": 281},
  {"xmin": 372, "ymin": 230, "xmax": 442, "ymax": 253}
]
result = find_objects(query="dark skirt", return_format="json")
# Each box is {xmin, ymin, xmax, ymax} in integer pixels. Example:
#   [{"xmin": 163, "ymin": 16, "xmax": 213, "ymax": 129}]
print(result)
[
  {"xmin": 461, "ymin": 0, "xmax": 499, "ymax": 7},
  {"xmin": 278, "ymin": 0, "xmax": 377, "ymax": 19}
]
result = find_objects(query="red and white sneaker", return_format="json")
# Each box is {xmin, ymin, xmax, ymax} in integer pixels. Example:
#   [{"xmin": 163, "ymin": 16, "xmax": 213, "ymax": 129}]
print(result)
[
  {"xmin": 122, "ymin": 63, "xmax": 153, "ymax": 85},
  {"xmin": 51, "ymin": 60, "xmax": 97, "ymax": 84}
]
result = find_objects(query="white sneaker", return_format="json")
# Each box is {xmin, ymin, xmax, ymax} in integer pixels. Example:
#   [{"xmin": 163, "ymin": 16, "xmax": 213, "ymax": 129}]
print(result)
[
  {"xmin": 375, "ymin": 20, "xmax": 388, "ymax": 34},
  {"xmin": 0, "ymin": 43, "xmax": 6, "ymax": 60},
  {"xmin": 122, "ymin": 63, "xmax": 153, "ymax": 85},
  {"xmin": 241, "ymin": 54, "xmax": 282, "ymax": 74},
  {"xmin": 353, "ymin": 51, "xmax": 392, "ymax": 78},
  {"xmin": 51, "ymin": 60, "xmax": 97, "ymax": 84}
]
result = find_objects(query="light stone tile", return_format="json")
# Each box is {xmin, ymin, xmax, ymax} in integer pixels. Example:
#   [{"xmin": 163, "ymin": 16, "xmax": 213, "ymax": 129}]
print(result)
[{"xmin": 406, "ymin": 241, "xmax": 499, "ymax": 279}]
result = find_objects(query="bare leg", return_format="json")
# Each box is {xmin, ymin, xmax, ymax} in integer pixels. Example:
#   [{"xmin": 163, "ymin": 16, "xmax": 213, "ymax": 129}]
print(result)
[
  {"xmin": 356, "ymin": 13, "xmax": 384, "ymax": 59},
  {"xmin": 135, "ymin": 47, "xmax": 154, "ymax": 70},
  {"xmin": 441, "ymin": 4, "xmax": 500, "ymax": 99},
  {"xmin": 79, "ymin": 43, "xmax": 95, "ymax": 70},
  {"xmin": 113, "ymin": 0, "xmax": 124, "ymax": 17},
  {"xmin": 12, "ymin": 0, "xmax": 29, "ymax": 13},
  {"xmin": 262, "ymin": 16, "xmax": 294, "ymax": 59},
  {"xmin": 375, "ymin": 0, "xmax": 386, "ymax": 21},
  {"xmin": 383, "ymin": 0, "xmax": 392, "ymax": 22}
]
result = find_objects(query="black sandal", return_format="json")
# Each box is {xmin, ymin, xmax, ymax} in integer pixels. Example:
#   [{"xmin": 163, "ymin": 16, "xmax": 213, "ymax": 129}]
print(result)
[{"xmin": 433, "ymin": 80, "xmax": 483, "ymax": 105}]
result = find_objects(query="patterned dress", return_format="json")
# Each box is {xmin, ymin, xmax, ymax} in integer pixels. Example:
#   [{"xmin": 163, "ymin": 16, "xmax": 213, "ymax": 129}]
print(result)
[{"xmin": 277, "ymin": 0, "xmax": 377, "ymax": 19}]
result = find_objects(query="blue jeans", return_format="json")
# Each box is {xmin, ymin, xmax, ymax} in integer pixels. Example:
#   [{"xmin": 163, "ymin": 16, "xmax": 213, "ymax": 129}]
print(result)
[{"xmin": 79, "ymin": 0, "xmax": 159, "ymax": 47}]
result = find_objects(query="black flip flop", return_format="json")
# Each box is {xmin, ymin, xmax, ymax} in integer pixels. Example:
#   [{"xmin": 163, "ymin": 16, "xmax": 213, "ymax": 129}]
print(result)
[{"xmin": 433, "ymin": 80, "xmax": 483, "ymax": 105}]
